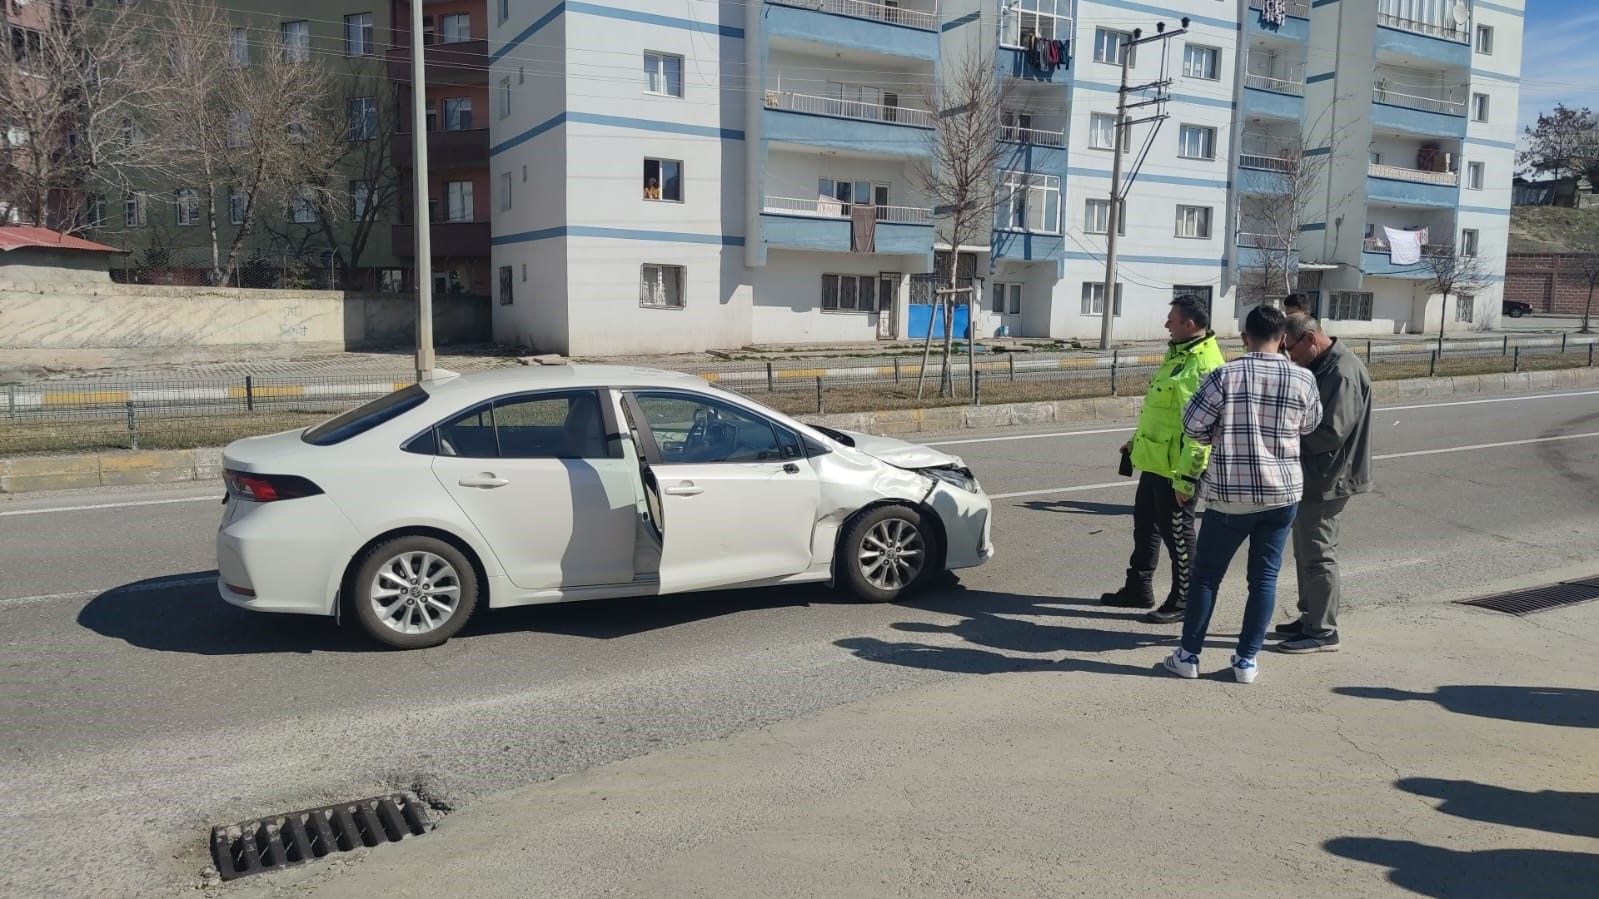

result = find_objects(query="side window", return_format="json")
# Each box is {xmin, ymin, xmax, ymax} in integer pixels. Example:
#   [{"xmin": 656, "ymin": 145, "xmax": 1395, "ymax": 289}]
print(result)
[
  {"xmin": 431, "ymin": 390, "xmax": 617, "ymax": 459},
  {"xmin": 633, "ymin": 392, "xmax": 800, "ymax": 464}
]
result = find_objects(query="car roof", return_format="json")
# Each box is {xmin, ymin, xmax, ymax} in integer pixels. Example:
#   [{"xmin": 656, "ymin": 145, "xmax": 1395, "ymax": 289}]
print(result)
[{"xmin": 419, "ymin": 363, "xmax": 716, "ymax": 402}]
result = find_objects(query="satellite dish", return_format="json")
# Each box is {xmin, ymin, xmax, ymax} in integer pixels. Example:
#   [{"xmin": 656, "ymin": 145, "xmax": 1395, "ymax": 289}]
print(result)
[{"xmin": 1451, "ymin": 2, "xmax": 1469, "ymax": 26}]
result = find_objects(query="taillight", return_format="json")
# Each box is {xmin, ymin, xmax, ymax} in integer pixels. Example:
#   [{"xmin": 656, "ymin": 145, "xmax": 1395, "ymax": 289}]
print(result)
[{"xmin": 223, "ymin": 469, "xmax": 323, "ymax": 503}]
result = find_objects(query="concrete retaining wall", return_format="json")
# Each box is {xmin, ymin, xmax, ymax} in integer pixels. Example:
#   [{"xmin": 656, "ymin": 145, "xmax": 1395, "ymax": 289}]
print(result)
[{"xmin": 3, "ymin": 366, "xmax": 1597, "ymax": 494}]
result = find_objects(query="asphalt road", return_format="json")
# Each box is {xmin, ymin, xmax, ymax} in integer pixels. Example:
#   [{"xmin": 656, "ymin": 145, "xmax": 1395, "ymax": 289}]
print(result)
[{"xmin": 2, "ymin": 386, "xmax": 1598, "ymax": 897}]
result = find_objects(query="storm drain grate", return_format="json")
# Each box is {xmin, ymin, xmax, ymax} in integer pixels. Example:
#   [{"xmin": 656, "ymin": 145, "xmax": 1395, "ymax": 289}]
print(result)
[
  {"xmin": 1456, "ymin": 579, "xmax": 1599, "ymax": 616},
  {"xmin": 210, "ymin": 792, "xmax": 432, "ymax": 881}
]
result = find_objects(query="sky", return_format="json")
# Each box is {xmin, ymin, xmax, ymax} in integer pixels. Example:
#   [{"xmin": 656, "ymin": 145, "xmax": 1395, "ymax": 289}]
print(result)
[{"xmin": 1515, "ymin": 1, "xmax": 1599, "ymax": 142}]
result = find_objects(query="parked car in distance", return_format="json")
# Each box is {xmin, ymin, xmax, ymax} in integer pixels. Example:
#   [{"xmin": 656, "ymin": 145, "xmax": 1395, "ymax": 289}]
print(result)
[
  {"xmin": 1503, "ymin": 300, "xmax": 1533, "ymax": 318},
  {"xmin": 217, "ymin": 365, "xmax": 995, "ymax": 649}
]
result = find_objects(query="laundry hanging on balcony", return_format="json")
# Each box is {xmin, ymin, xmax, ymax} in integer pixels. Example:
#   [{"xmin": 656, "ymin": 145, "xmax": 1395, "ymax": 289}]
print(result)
[
  {"xmin": 1383, "ymin": 226, "xmax": 1424, "ymax": 265},
  {"xmin": 1022, "ymin": 33, "xmax": 1069, "ymax": 74},
  {"xmin": 851, "ymin": 205, "xmax": 877, "ymax": 253},
  {"xmin": 1263, "ymin": 0, "xmax": 1287, "ymax": 26}
]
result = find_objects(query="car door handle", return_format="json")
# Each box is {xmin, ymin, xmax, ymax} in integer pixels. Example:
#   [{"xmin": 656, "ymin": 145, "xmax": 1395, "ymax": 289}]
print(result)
[
  {"xmin": 458, "ymin": 475, "xmax": 509, "ymax": 489},
  {"xmin": 664, "ymin": 482, "xmax": 703, "ymax": 496}
]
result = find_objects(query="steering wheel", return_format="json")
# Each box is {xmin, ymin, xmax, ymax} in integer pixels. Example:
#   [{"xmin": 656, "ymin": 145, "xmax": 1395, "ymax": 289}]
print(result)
[{"xmin": 680, "ymin": 408, "xmax": 714, "ymax": 460}]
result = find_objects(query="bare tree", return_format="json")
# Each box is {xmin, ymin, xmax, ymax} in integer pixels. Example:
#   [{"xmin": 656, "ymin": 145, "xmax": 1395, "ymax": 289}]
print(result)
[
  {"xmin": 1236, "ymin": 137, "xmax": 1329, "ymax": 306},
  {"xmin": 146, "ymin": 0, "xmax": 345, "ymax": 284},
  {"xmin": 1419, "ymin": 243, "xmax": 1490, "ymax": 345},
  {"xmin": 912, "ymin": 49, "xmax": 1010, "ymax": 398},
  {"xmin": 0, "ymin": 1, "xmax": 164, "ymax": 231},
  {"xmin": 1570, "ymin": 223, "xmax": 1599, "ymax": 335}
]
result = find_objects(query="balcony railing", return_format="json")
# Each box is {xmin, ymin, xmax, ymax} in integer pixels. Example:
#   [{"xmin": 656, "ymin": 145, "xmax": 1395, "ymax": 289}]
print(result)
[
  {"xmin": 763, "ymin": 196, "xmax": 933, "ymax": 225},
  {"xmin": 1377, "ymin": 12, "xmax": 1469, "ymax": 43},
  {"xmin": 1240, "ymin": 153, "xmax": 1295, "ymax": 173},
  {"xmin": 1364, "ymin": 236, "xmax": 1451, "ymax": 256},
  {"xmin": 1000, "ymin": 123, "xmax": 1066, "ymax": 148},
  {"xmin": 1372, "ymin": 86, "xmax": 1466, "ymax": 116},
  {"xmin": 1248, "ymin": 0, "xmax": 1311, "ymax": 17},
  {"xmin": 763, "ymin": 90, "xmax": 936, "ymax": 128},
  {"xmin": 768, "ymin": 0, "xmax": 939, "ymax": 31},
  {"xmin": 1244, "ymin": 72, "xmax": 1305, "ymax": 96},
  {"xmin": 1237, "ymin": 232, "xmax": 1292, "ymax": 249},
  {"xmin": 1369, "ymin": 162, "xmax": 1459, "ymax": 186}
]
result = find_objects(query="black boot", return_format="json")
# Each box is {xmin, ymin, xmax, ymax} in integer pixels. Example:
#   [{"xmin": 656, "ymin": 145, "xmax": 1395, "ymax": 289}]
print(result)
[
  {"xmin": 1143, "ymin": 587, "xmax": 1186, "ymax": 624},
  {"xmin": 1100, "ymin": 571, "xmax": 1156, "ymax": 609}
]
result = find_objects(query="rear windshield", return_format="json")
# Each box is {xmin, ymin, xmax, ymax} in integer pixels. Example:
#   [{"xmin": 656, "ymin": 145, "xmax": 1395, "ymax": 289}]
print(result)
[{"xmin": 302, "ymin": 384, "xmax": 428, "ymax": 446}]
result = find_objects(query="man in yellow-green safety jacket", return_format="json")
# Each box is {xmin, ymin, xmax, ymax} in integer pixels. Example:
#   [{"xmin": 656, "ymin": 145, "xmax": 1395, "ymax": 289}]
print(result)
[{"xmin": 1100, "ymin": 294, "xmax": 1226, "ymax": 624}]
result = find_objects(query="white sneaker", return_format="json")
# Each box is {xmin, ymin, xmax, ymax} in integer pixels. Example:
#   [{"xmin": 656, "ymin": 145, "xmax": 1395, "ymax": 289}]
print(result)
[
  {"xmin": 1231, "ymin": 653, "xmax": 1259, "ymax": 684},
  {"xmin": 1163, "ymin": 648, "xmax": 1199, "ymax": 679}
]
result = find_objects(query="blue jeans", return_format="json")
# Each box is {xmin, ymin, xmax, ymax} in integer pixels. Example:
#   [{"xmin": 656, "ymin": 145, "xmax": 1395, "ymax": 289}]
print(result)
[{"xmin": 1180, "ymin": 503, "xmax": 1299, "ymax": 660}]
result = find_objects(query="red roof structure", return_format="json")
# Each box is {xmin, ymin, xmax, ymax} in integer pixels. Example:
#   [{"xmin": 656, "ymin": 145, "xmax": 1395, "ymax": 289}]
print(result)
[{"xmin": 0, "ymin": 226, "xmax": 118, "ymax": 254}]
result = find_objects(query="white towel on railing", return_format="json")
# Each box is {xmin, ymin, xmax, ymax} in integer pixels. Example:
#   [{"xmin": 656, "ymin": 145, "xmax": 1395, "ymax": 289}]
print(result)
[
  {"xmin": 1384, "ymin": 227, "xmax": 1423, "ymax": 265},
  {"xmin": 1264, "ymin": 0, "xmax": 1287, "ymax": 25}
]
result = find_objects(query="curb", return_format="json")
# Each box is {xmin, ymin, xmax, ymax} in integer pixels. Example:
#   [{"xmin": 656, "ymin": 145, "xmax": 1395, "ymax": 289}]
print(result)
[{"xmin": 3, "ymin": 367, "xmax": 1596, "ymax": 495}]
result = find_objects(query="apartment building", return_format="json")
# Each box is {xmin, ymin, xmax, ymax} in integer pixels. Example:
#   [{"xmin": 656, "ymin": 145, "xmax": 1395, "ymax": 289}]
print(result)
[
  {"xmin": 488, "ymin": 1, "xmax": 1523, "ymax": 355},
  {"xmin": 2, "ymin": 0, "xmax": 61, "ymax": 227}
]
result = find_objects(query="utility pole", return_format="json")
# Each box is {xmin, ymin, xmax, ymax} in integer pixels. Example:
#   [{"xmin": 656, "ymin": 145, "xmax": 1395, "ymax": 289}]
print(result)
[
  {"xmin": 409, "ymin": 0, "xmax": 435, "ymax": 381},
  {"xmin": 1098, "ymin": 18, "xmax": 1190, "ymax": 350}
]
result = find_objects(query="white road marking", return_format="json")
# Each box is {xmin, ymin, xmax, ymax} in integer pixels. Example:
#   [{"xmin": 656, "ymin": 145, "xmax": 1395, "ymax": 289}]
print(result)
[
  {"xmin": 0, "ymin": 575, "xmax": 216, "ymax": 610},
  {"xmin": 0, "ymin": 495, "xmax": 219, "ymax": 518}
]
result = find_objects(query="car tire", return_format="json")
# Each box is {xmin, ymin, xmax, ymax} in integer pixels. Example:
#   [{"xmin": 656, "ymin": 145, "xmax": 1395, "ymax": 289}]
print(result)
[
  {"xmin": 837, "ymin": 505, "xmax": 935, "ymax": 603},
  {"xmin": 1509, "ymin": 307, "xmax": 1526, "ymax": 318},
  {"xmin": 351, "ymin": 536, "xmax": 479, "ymax": 650}
]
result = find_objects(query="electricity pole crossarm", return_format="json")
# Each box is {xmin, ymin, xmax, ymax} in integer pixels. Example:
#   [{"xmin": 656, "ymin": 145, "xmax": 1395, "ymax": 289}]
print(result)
[{"xmin": 1097, "ymin": 17, "xmax": 1191, "ymax": 351}]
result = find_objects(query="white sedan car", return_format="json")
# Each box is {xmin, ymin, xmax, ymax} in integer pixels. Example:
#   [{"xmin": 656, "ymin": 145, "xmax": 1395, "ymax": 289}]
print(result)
[{"xmin": 217, "ymin": 364, "xmax": 993, "ymax": 649}]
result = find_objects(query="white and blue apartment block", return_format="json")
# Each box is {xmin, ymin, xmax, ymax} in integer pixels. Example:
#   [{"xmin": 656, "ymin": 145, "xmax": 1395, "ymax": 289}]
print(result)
[{"xmin": 487, "ymin": 0, "xmax": 1523, "ymax": 355}]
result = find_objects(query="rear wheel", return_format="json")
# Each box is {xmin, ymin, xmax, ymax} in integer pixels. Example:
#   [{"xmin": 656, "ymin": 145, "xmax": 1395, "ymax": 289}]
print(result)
[
  {"xmin": 351, "ymin": 536, "xmax": 479, "ymax": 649},
  {"xmin": 837, "ymin": 506, "xmax": 934, "ymax": 603}
]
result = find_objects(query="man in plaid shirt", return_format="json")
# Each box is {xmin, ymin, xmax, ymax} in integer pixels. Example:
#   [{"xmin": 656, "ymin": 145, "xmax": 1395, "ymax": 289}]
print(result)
[{"xmin": 1163, "ymin": 305, "xmax": 1322, "ymax": 684}]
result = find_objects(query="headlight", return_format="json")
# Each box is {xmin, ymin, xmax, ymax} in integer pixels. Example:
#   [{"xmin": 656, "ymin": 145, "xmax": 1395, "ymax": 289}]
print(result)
[{"xmin": 924, "ymin": 466, "xmax": 979, "ymax": 493}]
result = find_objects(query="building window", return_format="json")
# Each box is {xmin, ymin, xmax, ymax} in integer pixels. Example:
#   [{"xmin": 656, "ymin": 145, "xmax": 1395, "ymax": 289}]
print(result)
[
  {"xmin": 443, "ymin": 97, "xmax": 473, "ymax": 131},
  {"xmin": 347, "ymin": 97, "xmax": 377, "ymax": 141},
  {"xmin": 441, "ymin": 13, "xmax": 471, "ymax": 43},
  {"xmin": 643, "ymin": 158, "xmax": 683, "ymax": 202},
  {"xmin": 1472, "ymin": 93, "xmax": 1490, "ymax": 122},
  {"xmin": 1455, "ymin": 294, "xmax": 1475, "ymax": 323},
  {"xmin": 992, "ymin": 282, "xmax": 1023, "ymax": 315},
  {"xmin": 1328, "ymin": 291, "xmax": 1373, "ymax": 321},
  {"xmin": 500, "ymin": 172, "xmax": 513, "ymax": 210},
  {"xmin": 229, "ymin": 188, "xmax": 246, "ymax": 225},
  {"xmin": 125, "ymin": 193, "xmax": 146, "ymax": 227},
  {"xmin": 227, "ymin": 110, "xmax": 250, "ymax": 149},
  {"xmin": 499, "ymin": 77, "xmax": 512, "ymax": 119},
  {"xmin": 521, "ymin": 263, "xmax": 528, "ymax": 281},
  {"xmin": 86, "ymin": 194, "xmax": 107, "ymax": 228},
  {"xmin": 446, "ymin": 181, "xmax": 473, "ymax": 222},
  {"xmin": 1001, "ymin": 0, "xmax": 1071, "ymax": 45},
  {"xmin": 350, "ymin": 180, "xmax": 373, "ymax": 219},
  {"xmin": 1094, "ymin": 28, "xmax": 1134, "ymax": 66},
  {"xmin": 228, "ymin": 28, "xmax": 249, "ymax": 68},
  {"xmin": 1088, "ymin": 113, "xmax": 1127, "ymax": 151},
  {"xmin": 1461, "ymin": 228, "xmax": 1479, "ymax": 257},
  {"xmin": 1175, "ymin": 205, "xmax": 1212, "ymax": 239},
  {"xmin": 997, "ymin": 171, "xmax": 1061, "ymax": 234},
  {"xmin": 498, "ymin": 0, "xmax": 510, "ymax": 26},
  {"xmin": 1081, "ymin": 282, "xmax": 1124, "ymax": 316},
  {"xmin": 821, "ymin": 274, "xmax": 882, "ymax": 313},
  {"xmin": 380, "ymin": 269, "xmax": 405, "ymax": 292},
  {"xmin": 641, "ymin": 264, "xmax": 685, "ymax": 309},
  {"xmin": 291, "ymin": 189, "xmax": 317, "ymax": 224},
  {"xmin": 1475, "ymin": 25, "xmax": 1493, "ymax": 54},
  {"xmin": 1173, "ymin": 285, "xmax": 1214, "ymax": 320},
  {"xmin": 644, "ymin": 51, "xmax": 684, "ymax": 98},
  {"xmin": 280, "ymin": 20, "xmax": 310, "ymax": 64},
  {"xmin": 817, "ymin": 178, "xmax": 889, "ymax": 214},
  {"xmin": 1084, "ymin": 198, "xmax": 1124, "ymax": 235},
  {"xmin": 345, "ymin": 13, "xmax": 374, "ymax": 56},
  {"xmin": 1467, "ymin": 161, "xmax": 1485, "ymax": 190},
  {"xmin": 1183, "ymin": 45, "xmax": 1219, "ymax": 80},
  {"xmin": 1178, "ymin": 125, "xmax": 1217, "ymax": 160},
  {"xmin": 174, "ymin": 189, "xmax": 200, "ymax": 226},
  {"xmin": 499, "ymin": 266, "xmax": 514, "ymax": 305}
]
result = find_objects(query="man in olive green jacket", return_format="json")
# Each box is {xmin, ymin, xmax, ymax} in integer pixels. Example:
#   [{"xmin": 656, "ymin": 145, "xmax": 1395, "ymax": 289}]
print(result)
[{"xmin": 1101, "ymin": 295, "xmax": 1227, "ymax": 623}]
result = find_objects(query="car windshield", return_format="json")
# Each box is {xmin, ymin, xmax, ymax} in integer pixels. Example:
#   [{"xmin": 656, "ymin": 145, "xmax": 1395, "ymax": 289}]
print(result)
[{"xmin": 303, "ymin": 384, "xmax": 428, "ymax": 446}]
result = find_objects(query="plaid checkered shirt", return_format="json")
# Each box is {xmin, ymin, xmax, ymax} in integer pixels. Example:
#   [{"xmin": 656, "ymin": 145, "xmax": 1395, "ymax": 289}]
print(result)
[{"xmin": 1182, "ymin": 352, "xmax": 1323, "ymax": 506}]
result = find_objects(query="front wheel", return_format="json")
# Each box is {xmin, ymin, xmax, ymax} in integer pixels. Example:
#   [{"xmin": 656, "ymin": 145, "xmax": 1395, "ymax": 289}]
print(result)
[
  {"xmin": 351, "ymin": 536, "xmax": 479, "ymax": 649},
  {"xmin": 837, "ymin": 506, "xmax": 934, "ymax": 603}
]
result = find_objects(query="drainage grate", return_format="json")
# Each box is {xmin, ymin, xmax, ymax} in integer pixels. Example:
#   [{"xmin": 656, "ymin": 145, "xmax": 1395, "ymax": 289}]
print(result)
[
  {"xmin": 210, "ymin": 792, "xmax": 432, "ymax": 881},
  {"xmin": 1457, "ymin": 579, "xmax": 1599, "ymax": 616}
]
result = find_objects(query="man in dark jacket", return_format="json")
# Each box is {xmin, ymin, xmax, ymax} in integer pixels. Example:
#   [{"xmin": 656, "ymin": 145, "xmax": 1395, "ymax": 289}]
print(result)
[{"xmin": 1275, "ymin": 316, "xmax": 1373, "ymax": 653}]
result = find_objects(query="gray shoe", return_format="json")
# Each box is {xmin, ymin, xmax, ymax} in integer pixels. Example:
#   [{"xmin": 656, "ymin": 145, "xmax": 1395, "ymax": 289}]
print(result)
[
  {"xmin": 1272, "ymin": 620, "xmax": 1306, "ymax": 639},
  {"xmin": 1275, "ymin": 633, "xmax": 1340, "ymax": 654}
]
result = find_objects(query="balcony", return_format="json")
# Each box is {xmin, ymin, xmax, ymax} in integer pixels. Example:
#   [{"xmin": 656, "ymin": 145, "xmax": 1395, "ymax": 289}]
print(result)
[
  {"xmin": 763, "ymin": 89, "xmax": 934, "ymax": 156},
  {"xmin": 1243, "ymin": 75, "xmax": 1305, "ymax": 120},
  {"xmin": 1244, "ymin": 72, "xmax": 1303, "ymax": 96},
  {"xmin": 391, "ymin": 128, "xmax": 489, "ymax": 171},
  {"xmin": 1246, "ymin": 0, "xmax": 1309, "ymax": 39},
  {"xmin": 1235, "ymin": 231, "xmax": 1295, "ymax": 270},
  {"xmin": 1362, "ymin": 236, "xmax": 1450, "ymax": 278},
  {"xmin": 1240, "ymin": 152, "xmax": 1295, "ymax": 174},
  {"xmin": 764, "ymin": 0, "xmax": 939, "ymax": 61},
  {"xmin": 1371, "ymin": 87, "xmax": 1467, "ymax": 139},
  {"xmin": 387, "ymin": 38, "xmax": 489, "ymax": 85},
  {"xmin": 1367, "ymin": 163, "xmax": 1459, "ymax": 207},
  {"xmin": 1377, "ymin": 12, "xmax": 1469, "ymax": 44},
  {"xmin": 760, "ymin": 197, "xmax": 934, "ymax": 255},
  {"xmin": 1374, "ymin": 15, "xmax": 1471, "ymax": 69},
  {"xmin": 1000, "ymin": 123, "xmax": 1065, "ymax": 149},
  {"xmin": 392, "ymin": 220, "xmax": 491, "ymax": 258},
  {"xmin": 1248, "ymin": 0, "xmax": 1309, "ymax": 17}
]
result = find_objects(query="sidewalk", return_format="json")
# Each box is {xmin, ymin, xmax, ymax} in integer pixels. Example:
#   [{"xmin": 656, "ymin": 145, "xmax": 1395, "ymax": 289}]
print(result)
[{"xmin": 237, "ymin": 566, "xmax": 1599, "ymax": 899}]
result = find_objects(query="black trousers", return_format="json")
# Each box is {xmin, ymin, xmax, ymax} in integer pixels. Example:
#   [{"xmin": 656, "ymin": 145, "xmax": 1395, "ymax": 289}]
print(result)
[{"xmin": 1126, "ymin": 471, "xmax": 1199, "ymax": 605}]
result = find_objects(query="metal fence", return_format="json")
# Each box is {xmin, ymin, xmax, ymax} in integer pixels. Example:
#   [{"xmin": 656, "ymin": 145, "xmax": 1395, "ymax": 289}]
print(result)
[
  {"xmin": 4, "ymin": 336, "xmax": 1596, "ymax": 456},
  {"xmin": 110, "ymin": 248, "xmax": 345, "ymax": 290}
]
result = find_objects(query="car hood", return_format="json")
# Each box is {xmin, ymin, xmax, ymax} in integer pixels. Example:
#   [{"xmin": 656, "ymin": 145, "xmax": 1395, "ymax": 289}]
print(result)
[{"xmin": 832, "ymin": 429, "xmax": 965, "ymax": 470}]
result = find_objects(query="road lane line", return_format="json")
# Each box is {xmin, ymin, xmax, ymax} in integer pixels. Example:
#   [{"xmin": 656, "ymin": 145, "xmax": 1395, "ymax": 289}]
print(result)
[
  {"xmin": 0, "ymin": 575, "xmax": 216, "ymax": 610},
  {"xmin": 0, "ymin": 496, "xmax": 219, "ymax": 518}
]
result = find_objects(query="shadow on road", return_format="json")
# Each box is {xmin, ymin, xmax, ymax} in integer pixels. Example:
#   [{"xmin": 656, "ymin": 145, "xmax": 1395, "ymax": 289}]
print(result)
[
  {"xmin": 1334, "ymin": 685, "xmax": 1599, "ymax": 729},
  {"xmin": 1019, "ymin": 499, "xmax": 1135, "ymax": 517},
  {"xmin": 1324, "ymin": 837, "xmax": 1599, "ymax": 898},
  {"xmin": 1397, "ymin": 778, "xmax": 1599, "ymax": 840}
]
